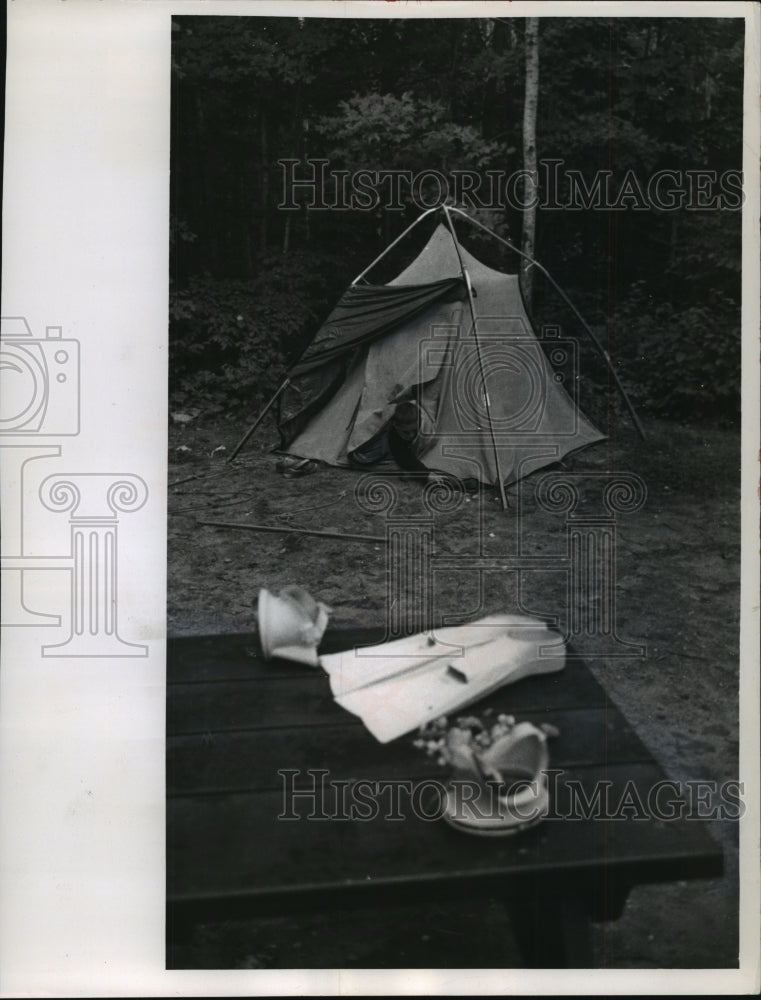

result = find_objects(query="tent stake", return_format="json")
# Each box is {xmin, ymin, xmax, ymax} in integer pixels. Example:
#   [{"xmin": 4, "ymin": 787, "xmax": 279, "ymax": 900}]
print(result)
[
  {"xmin": 448, "ymin": 206, "xmax": 646, "ymax": 442},
  {"xmin": 198, "ymin": 519, "xmax": 386, "ymax": 544},
  {"xmin": 442, "ymin": 205, "xmax": 510, "ymax": 511},
  {"xmin": 228, "ymin": 376, "xmax": 291, "ymax": 463}
]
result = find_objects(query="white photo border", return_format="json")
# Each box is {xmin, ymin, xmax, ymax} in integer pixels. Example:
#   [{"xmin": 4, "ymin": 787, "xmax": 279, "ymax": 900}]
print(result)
[{"xmin": 1, "ymin": 1, "xmax": 758, "ymax": 996}]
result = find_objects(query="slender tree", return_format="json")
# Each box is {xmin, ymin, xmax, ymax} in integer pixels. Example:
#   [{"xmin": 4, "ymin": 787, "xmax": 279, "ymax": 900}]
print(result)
[{"xmin": 521, "ymin": 17, "xmax": 539, "ymax": 308}]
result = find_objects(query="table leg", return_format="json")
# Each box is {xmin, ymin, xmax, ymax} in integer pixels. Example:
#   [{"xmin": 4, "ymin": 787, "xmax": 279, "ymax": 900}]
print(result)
[{"xmin": 507, "ymin": 887, "xmax": 593, "ymax": 968}]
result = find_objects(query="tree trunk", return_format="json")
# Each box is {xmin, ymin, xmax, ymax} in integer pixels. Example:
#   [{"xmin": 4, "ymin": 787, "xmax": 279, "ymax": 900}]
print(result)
[
  {"xmin": 449, "ymin": 22, "xmax": 463, "ymax": 117},
  {"xmin": 521, "ymin": 17, "xmax": 540, "ymax": 308},
  {"xmin": 283, "ymin": 214, "xmax": 291, "ymax": 255},
  {"xmin": 194, "ymin": 90, "xmax": 218, "ymax": 274},
  {"xmin": 260, "ymin": 112, "xmax": 269, "ymax": 254}
]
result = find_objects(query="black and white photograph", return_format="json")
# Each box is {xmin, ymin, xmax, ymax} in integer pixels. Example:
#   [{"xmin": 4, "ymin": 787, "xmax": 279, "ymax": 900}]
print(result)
[
  {"xmin": 166, "ymin": 4, "xmax": 753, "ymax": 976},
  {"xmin": 0, "ymin": 1, "xmax": 759, "ymax": 995}
]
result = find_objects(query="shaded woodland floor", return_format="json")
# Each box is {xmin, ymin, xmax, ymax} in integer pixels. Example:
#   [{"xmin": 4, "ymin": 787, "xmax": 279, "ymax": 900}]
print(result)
[{"xmin": 168, "ymin": 413, "xmax": 742, "ymax": 969}]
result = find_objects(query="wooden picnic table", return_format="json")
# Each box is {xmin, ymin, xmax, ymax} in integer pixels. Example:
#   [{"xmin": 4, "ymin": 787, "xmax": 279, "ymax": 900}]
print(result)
[{"xmin": 167, "ymin": 627, "xmax": 723, "ymax": 968}]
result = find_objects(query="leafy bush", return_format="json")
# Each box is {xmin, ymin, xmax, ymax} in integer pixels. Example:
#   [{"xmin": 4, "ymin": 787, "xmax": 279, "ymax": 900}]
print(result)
[
  {"xmin": 614, "ymin": 293, "xmax": 740, "ymax": 422},
  {"xmin": 169, "ymin": 253, "xmax": 346, "ymax": 416}
]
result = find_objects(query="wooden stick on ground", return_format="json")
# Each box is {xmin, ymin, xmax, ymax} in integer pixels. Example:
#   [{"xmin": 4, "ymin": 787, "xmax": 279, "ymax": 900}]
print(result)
[{"xmin": 198, "ymin": 519, "xmax": 386, "ymax": 544}]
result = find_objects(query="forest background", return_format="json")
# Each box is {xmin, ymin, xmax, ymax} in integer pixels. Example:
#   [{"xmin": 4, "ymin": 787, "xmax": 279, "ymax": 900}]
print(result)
[{"xmin": 168, "ymin": 15, "xmax": 744, "ymax": 430}]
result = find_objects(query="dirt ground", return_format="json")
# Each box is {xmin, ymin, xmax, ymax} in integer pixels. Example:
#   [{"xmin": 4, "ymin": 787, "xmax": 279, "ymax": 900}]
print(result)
[{"xmin": 167, "ymin": 411, "xmax": 741, "ymax": 970}]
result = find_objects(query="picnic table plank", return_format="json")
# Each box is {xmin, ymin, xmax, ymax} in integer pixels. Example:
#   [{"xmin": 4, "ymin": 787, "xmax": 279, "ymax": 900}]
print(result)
[
  {"xmin": 167, "ymin": 761, "xmax": 723, "ymax": 906},
  {"xmin": 167, "ymin": 632, "xmax": 307, "ymax": 684},
  {"xmin": 167, "ymin": 670, "xmax": 608, "ymax": 734},
  {"xmin": 167, "ymin": 706, "xmax": 647, "ymax": 795},
  {"xmin": 167, "ymin": 652, "xmax": 607, "ymax": 735},
  {"xmin": 167, "ymin": 627, "xmax": 572, "ymax": 685}
]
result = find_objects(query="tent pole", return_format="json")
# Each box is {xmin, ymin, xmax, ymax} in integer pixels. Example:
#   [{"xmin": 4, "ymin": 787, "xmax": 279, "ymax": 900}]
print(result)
[
  {"xmin": 442, "ymin": 205, "xmax": 509, "ymax": 511},
  {"xmin": 350, "ymin": 205, "xmax": 441, "ymax": 285},
  {"xmin": 227, "ymin": 376, "xmax": 291, "ymax": 463},
  {"xmin": 448, "ymin": 206, "xmax": 646, "ymax": 442}
]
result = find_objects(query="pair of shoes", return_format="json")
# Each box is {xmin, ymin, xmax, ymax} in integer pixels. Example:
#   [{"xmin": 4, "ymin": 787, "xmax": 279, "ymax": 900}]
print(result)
[
  {"xmin": 275, "ymin": 455, "xmax": 303, "ymax": 472},
  {"xmin": 276, "ymin": 456, "xmax": 319, "ymax": 478}
]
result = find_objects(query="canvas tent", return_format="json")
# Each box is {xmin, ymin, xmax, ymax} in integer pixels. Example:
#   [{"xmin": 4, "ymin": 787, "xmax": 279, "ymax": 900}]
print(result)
[{"xmin": 273, "ymin": 210, "xmax": 606, "ymax": 501}]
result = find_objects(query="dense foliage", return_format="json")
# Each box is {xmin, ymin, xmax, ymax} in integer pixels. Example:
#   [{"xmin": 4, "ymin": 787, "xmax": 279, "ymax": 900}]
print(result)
[{"xmin": 170, "ymin": 15, "xmax": 743, "ymax": 423}]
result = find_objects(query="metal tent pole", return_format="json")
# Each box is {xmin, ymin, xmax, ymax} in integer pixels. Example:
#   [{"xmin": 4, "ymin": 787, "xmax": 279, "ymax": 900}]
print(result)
[
  {"xmin": 350, "ymin": 205, "xmax": 441, "ymax": 285},
  {"xmin": 448, "ymin": 206, "xmax": 646, "ymax": 442},
  {"xmin": 227, "ymin": 376, "xmax": 291, "ymax": 463},
  {"xmin": 441, "ymin": 204, "xmax": 509, "ymax": 511}
]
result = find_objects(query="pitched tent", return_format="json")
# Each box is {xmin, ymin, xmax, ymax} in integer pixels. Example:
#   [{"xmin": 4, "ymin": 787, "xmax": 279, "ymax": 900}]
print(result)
[{"xmin": 275, "ymin": 216, "xmax": 605, "ymax": 494}]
